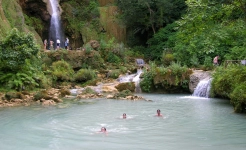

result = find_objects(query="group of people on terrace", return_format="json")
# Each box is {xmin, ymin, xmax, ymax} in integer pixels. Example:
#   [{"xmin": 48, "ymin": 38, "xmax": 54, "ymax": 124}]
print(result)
[{"xmin": 43, "ymin": 37, "xmax": 69, "ymax": 50}]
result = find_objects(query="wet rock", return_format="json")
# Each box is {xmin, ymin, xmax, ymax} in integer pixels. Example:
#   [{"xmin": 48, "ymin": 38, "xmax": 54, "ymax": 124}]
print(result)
[
  {"xmin": 106, "ymin": 94, "xmax": 114, "ymax": 99},
  {"xmin": 42, "ymin": 100, "xmax": 56, "ymax": 106},
  {"xmin": 189, "ymin": 70, "xmax": 212, "ymax": 93},
  {"xmin": 115, "ymin": 82, "xmax": 135, "ymax": 92},
  {"xmin": 89, "ymin": 40, "xmax": 100, "ymax": 50}
]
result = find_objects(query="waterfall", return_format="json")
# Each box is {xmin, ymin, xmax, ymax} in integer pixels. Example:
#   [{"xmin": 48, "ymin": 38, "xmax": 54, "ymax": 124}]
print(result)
[
  {"xmin": 192, "ymin": 78, "xmax": 212, "ymax": 98},
  {"xmin": 132, "ymin": 69, "xmax": 143, "ymax": 93},
  {"xmin": 136, "ymin": 59, "xmax": 145, "ymax": 68},
  {"xmin": 48, "ymin": 0, "xmax": 65, "ymax": 48},
  {"xmin": 118, "ymin": 69, "xmax": 143, "ymax": 93}
]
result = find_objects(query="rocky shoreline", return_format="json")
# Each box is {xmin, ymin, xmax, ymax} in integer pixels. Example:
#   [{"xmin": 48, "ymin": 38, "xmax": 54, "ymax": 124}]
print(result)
[
  {"xmin": 0, "ymin": 82, "xmax": 146, "ymax": 108},
  {"xmin": 0, "ymin": 70, "xmax": 210, "ymax": 108}
]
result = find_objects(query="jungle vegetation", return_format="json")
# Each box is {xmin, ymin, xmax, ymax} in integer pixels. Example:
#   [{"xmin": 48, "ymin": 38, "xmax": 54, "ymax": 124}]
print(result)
[
  {"xmin": 116, "ymin": 0, "xmax": 246, "ymax": 112},
  {"xmin": 0, "ymin": 0, "xmax": 246, "ymax": 112}
]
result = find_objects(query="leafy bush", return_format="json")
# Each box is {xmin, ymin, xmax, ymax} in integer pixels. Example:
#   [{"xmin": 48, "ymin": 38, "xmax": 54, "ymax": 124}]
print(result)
[
  {"xmin": 114, "ymin": 89, "xmax": 133, "ymax": 98},
  {"xmin": 84, "ymin": 43, "xmax": 93, "ymax": 54},
  {"xmin": 51, "ymin": 60, "xmax": 74, "ymax": 81},
  {"xmin": 0, "ymin": 72, "xmax": 38, "ymax": 91},
  {"xmin": 229, "ymin": 84, "xmax": 246, "ymax": 113},
  {"xmin": 82, "ymin": 52, "xmax": 105, "ymax": 69},
  {"xmin": 107, "ymin": 52, "xmax": 121, "ymax": 65},
  {"xmin": 74, "ymin": 69, "xmax": 96, "ymax": 82},
  {"xmin": 0, "ymin": 28, "xmax": 40, "ymax": 91},
  {"xmin": 140, "ymin": 71, "xmax": 154, "ymax": 92},
  {"xmin": 107, "ymin": 70, "xmax": 121, "ymax": 79},
  {"xmin": 211, "ymin": 65, "xmax": 246, "ymax": 113},
  {"xmin": 161, "ymin": 53, "xmax": 174, "ymax": 66},
  {"xmin": 203, "ymin": 56, "xmax": 213, "ymax": 70},
  {"xmin": 0, "ymin": 28, "xmax": 39, "ymax": 71},
  {"xmin": 140, "ymin": 61, "xmax": 191, "ymax": 92}
]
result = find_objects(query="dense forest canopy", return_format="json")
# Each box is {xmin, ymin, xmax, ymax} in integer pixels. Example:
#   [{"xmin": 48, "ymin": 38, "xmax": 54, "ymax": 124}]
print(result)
[
  {"xmin": 116, "ymin": 0, "xmax": 187, "ymax": 46},
  {"xmin": 116, "ymin": 0, "xmax": 246, "ymax": 66}
]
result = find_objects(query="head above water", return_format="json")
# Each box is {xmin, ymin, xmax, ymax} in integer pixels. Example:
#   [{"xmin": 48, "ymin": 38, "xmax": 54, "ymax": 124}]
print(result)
[
  {"xmin": 101, "ymin": 127, "xmax": 106, "ymax": 132},
  {"xmin": 123, "ymin": 113, "xmax": 126, "ymax": 118}
]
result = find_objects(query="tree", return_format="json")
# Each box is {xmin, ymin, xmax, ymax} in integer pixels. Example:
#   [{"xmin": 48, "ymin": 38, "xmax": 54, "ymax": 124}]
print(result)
[
  {"xmin": 0, "ymin": 28, "xmax": 39, "ymax": 71},
  {"xmin": 0, "ymin": 28, "xmax": 40, "ymax": 90},
  {"xmin": 116, "ymin": 0, "xmax": 187, "ymax": 46}
]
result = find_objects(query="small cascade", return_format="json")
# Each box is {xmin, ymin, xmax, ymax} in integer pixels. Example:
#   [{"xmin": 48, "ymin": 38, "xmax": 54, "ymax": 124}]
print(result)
[
  {"xmin": 48, "ymin": 0, "xmax": 65, "ymax": 48},
  {"xmin": 133, "ymin": 69, "xmax": 143, "ymax": 93},
  {"xmin": 118, "ymin": 69, "xmax": 143, "ymax": 93},
  {"xmin": 136, "ymin": 59, "xmax": 145, "ymax": 68},
  {"xmin": 192, "ymin": 78, "xmax": 212, "ymax": 98}
]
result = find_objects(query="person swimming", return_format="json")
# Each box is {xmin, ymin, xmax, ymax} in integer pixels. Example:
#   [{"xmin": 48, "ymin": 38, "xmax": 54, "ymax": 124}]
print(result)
[
  {"xmin": 123, "ymin": 113, "xmax": 126, "ymax": 119},
  {"xmin": 100, "ymin": 127, "xmax": 107, "ymax": 133},
  {"xmin": 156, "ymin": 109, "xmax": 163, "ymax": 117}
]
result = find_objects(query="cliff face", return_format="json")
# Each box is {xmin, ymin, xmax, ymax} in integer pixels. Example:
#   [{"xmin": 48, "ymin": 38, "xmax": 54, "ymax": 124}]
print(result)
[
  {"xmin": 0, "ymin": 0, "xmax": 42, "ymax": 45},
  {"xmin": 0, "ymin": 0, "xmax": 11, "ymax": 36},
  {"xmin": 98, "ymin": 0, "xmax": 126, "ymax": 43}
]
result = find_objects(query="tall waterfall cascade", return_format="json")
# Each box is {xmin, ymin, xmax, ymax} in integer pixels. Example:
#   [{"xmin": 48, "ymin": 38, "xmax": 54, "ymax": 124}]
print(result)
[
  {"xmin": 47, "ymin": 0, "xmax": 65, "ymax": 47},
  {"xmin": 192, "ymin": 78, "xmax": 212, "ymax": 98}
]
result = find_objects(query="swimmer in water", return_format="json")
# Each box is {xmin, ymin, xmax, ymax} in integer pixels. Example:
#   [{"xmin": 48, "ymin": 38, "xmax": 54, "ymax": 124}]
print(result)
[
  {"xmin": 156, "ymin": 109, "xmax": 163, "ymax": 117},
  {"xmin": 123, "ymin": 113, "xmax": 126, "ymax": 119},
  {"xmin": 100, "ymin": 127, "xmax": 107, "ymax": 133}
]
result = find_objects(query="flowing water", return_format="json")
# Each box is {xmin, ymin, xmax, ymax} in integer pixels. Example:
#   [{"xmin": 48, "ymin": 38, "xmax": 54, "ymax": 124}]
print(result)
[
  {"xmin": 0, "ymin": 94, "xmax": 246, "ymax": 150},
  {"xmin": 192, "ymin": 78, "xmax": 212, "ymax": 98},
  {"xmin": 48, "ymin": 0, "xmax": 65, "ymax": 47}
]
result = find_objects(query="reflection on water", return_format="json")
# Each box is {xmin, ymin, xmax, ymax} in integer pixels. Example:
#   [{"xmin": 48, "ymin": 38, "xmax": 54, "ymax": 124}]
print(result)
[{"xmin": 0, "ymin": 94, "xmax": 246, "ymax": 150}]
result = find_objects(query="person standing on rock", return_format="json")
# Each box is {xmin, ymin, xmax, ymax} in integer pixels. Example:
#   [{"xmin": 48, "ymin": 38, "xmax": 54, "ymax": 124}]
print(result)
[
  {"xmin": 43, "ymin": 39, "xmax": 47, "ymax": 50},
  {"xmin": 50, "ymin": 40, "xmax": 54, "ymax": 50},
  {"xmin": 213, "ymin": 55, "xmax": 219, "ymax": 66},
  {"xmin": 56, "ymin": 39, "xmax": 60, "ymax": 50},
  {"xmin": 65, "ymin": 37, "xmax": 69, "ymax": 50}
]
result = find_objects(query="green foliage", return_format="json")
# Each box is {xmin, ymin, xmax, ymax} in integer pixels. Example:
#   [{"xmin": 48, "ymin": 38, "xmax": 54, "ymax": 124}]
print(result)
[
  {"xmin": 203, "ymin": 56, "xmax": 213, "ymax": 70},
  {"xmin": 63, "ymin": 0, "xmax": 100, "ymax": 40},
  {"xmin": 0, "ymin": 71, "xmax": 38, "ymax": 91},
  {"xmin": 147, "ymin": 23, "xmax": 177, "ymax": 60},
  {"xmin": 107, "ymin": 70, "xmax": 121, "ymax": 79},
  {"xmin": 141, "ymin": 62, "xmax": 191, "ymax": 92},
  {"xmin": 229, "ymin": 84, "xmax": 246, "ymax": 113},
  {"xmin": 114, "ymin": 89, "xmax": 133, "ymax": 98},
  {"xmin": 74, "ymin": 69, "xmax": 96, "ymax": 82},
  {"xmin": 171, "ymin": 1, "xmax": 246, "ymax": 66},
  {"xmin": 0, "ymin": 28, "xmax": 39, "ymax": 71},
  {"xmin": 211, "ymin": 65, "xmax": 246, "ymax": 113},
  {"xmin": 85, "ymin": 43, "xmax": 93, "ymax": 54},
  {"xmin": 190, "ymin": 55, "xmax": 200, "ymax": 68},
  {"xmin": 51, "ymin": 60, "xmax": 74, "ymax": 81},
  {"xmin": 140, "ymin": 71, "xmax": 154, "ymax": 92},
  {"xmin": 107, "ymin": 52, "xmax": 121, "ymax": 65},
  {"xmin": 116, "ymin": 0, "xmax": 187, "ymax": 46},
  {"xmin": 34, "ymin": 90, "xmax": 49, "ymax": 101},
  {"xmin": 82, "ymin": 87, "xmax": 97, "ymax": 94},
  {"xmin": 161, "ymin": 53, "xmax": 174, "ymax": 66},
  {"xmin": 82, "ymin": 52, "xmax": 105, "ymax": 69},
  {"xmin": 24, "ymin": 14, "xmax": 44, "ymax": 35},
  {"xmin": 0, "ymin": 28, "xmax": 41, "ymax": 91}
]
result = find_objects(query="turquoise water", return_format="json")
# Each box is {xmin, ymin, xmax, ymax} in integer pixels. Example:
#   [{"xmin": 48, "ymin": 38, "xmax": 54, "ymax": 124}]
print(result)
[{"xmin": 0, "ymin": 94, "xmax": 246, "ymax": 150}]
